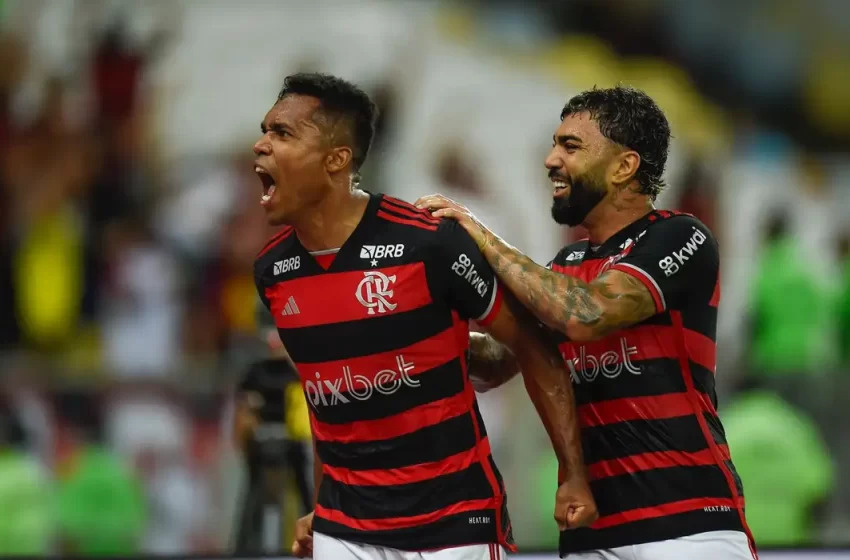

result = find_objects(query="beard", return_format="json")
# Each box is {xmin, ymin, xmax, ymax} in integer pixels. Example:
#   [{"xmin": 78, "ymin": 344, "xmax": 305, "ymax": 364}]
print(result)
[{"xmin": 550, "ymin": 171, "xmax": 608, "ymax": 227}]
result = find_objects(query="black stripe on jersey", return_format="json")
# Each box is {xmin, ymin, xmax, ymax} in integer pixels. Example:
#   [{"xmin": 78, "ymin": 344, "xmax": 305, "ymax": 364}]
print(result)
[
  {"xmin": 681, "ymin": 304, "xmax": 718, "ymax": 341},
  {"xmin": 639, "ymin": 313, "xmax": 673, "ymax": 327},
  {"xmin": 377, "ymin": 205, "xmax": 441, "ymax": 229},
  {"xmin": 472, "ymin": 398, "xmax": 490, "ymax": 440},
  {"xmin": 560, "ymin": 509, "xmax": 744, "ymax": 554},
  {"xmin": 590, "ymin": 465, "xmax": 734, "ymax": 516},
  {"xmin": 320, "ymin": 463, "xmax": 495, "ymax": 520},
  {"xmin": 725, "ymin": 459, "xmax": 745, "ymax": 498},
  {"xmin": 282, "ymin": 304, "xmax": 452, "ymax": 364},
  {"xmin": 703, "ymin": 411, "xmax": 729, "ymax": 446},
  {"xmin": 581, "ymin": 415, "xmax": 709, "ymax": 464},
  {"xmin": 316, "ymin": 412, "xmax": 477, "ymax": 470},
  {"xmin": 690, "ymin": 362, "xmax": 718, "ymax": 405},
  {"xmin": 313, "ymin": 507, "xmax": 502, "ymax": 552},
  {"xmin": 590, "ymin": 296, "xmax": 717, "ymax": 342},
  {"xmin": 573, "ymin": 359, "xmax": 681, "ymax": 406},
  {"xmin": 572, "ymin": 359, "xmax": 716, "ymax": 407},
  {"xmin": 380, "ymin": 197, "xmax": 441, "ymax": 223},
  {"xmin": 313, "ymin": 359, "xmax": 465, "ymax": 425}
]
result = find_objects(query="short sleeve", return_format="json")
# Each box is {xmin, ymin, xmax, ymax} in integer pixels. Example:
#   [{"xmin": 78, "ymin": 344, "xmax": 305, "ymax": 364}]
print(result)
[
  {"xmin": 610, "ymin": 215, "xmax": 719, "ymax": 311},
  {"xmin": 431, "ymin": 219, "xmax": 503, "ymax": 326},
  {"xmin": 254, "ymin": 262, "xmax": 274, "ymax": 313}
]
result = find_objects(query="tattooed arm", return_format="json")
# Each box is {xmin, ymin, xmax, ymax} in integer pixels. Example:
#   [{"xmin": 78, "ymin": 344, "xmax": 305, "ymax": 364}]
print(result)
[
  {"xmin": 415, "ymin": 195, "xmax": 707, "ymax": 342},
  {"xmin": 482, "ymin": 248, "xmax": 657, "ymax": 342},
  {"xmin": 468, "ymin": 332, "xmax": 520, "ymax": 392}
]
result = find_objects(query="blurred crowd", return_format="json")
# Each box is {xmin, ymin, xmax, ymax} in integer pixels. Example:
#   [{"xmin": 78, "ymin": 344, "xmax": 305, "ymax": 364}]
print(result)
[{"xmin": 0, "ymin": 0, "xmax": 848, "ymax": 555}]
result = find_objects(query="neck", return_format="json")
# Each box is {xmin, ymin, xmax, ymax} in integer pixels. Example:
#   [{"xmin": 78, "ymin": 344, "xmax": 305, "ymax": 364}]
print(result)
[
  {"xmin": 292, "ymin": 186, "xmax": 370, "ymax": 252},
  {"xmin": 583, "ymin": 194, "xmax": 654, "ymax": 246}
]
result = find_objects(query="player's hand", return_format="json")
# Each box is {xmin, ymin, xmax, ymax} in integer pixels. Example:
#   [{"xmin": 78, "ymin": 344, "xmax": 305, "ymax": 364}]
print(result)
[
  {"xmin": 415, "ymin": 194, "xmax": 491, "ymax": 251},
  {"xmin": 554, "ymin": 476, "xmax": 598, "ymax": 530},
  {"xmin": 292, "ymin": 511, "xmax": 314, "ymax": 558}
]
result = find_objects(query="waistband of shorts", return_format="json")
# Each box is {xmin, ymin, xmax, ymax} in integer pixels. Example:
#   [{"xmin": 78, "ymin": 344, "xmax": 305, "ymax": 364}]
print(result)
[{"xmin": 559, "ymin": 509, "xmax": 746, "ymax": 555}]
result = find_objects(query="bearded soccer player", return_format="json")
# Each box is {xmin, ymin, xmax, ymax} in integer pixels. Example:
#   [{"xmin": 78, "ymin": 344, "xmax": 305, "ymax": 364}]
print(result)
[
  {"xmin": 417, "ymin": 86, "xmax": 757, "ymax": 559},
  {"xmin": 252, "ymin": 73, "xmax": 597, "ymax": 560}
]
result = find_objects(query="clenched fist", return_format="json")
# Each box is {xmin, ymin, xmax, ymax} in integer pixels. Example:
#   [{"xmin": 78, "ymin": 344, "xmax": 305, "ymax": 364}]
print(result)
[{"xmin": 292, "ymin": 511, "xmax": 314, "ymax": 558}]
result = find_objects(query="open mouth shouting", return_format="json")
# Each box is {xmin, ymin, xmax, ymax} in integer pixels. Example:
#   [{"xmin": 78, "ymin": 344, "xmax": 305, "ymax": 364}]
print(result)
[{"xmin": 255, "ymin": 164, "xmax": 276, "ymax": 207}]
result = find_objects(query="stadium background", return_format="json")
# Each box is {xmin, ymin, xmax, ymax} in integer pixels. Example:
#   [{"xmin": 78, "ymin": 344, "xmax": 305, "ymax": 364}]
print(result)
[{"xmin": 0, "ymin": 0, "xmax": 849, "ymax": 556}]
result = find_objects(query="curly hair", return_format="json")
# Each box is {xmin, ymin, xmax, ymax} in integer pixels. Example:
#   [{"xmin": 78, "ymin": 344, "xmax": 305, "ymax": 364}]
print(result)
[
  {"xmin": 561, "ymin": 86, "xmax": 671, "ymax": 200},
  {"xmin": 278, "ymin": 72, "xmax": 378, "ymax": 173}
]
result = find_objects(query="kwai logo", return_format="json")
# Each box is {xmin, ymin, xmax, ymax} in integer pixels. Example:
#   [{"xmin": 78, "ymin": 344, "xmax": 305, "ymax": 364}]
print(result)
[
  {"xmin": 562, "ymin": 337, "xmax": 641, "ymax": 384},
  {"xmin": 304, "ymin": 355, "xmax": 419, "ymax": 408},
  {"xmin": 451, "ymin": 254, "xmax": 489, "ymax": 297},
  {"xmin": 658, "ymin": 226, "xmax": 707, "ymax": 277}
]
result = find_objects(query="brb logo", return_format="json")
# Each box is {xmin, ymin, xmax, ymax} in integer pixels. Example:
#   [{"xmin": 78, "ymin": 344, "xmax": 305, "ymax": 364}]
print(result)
[
  {"xmin": 356, "ymin": 270, "xmax": 397, "ymax": 315},
  {"xmin": 659, "ymin": 226, "xmax": 707, "ymax": 277},
  {"xmin": 273, "ymin": 256, "xmax": 300, "ymax": 275},
  {"xmin": 360, "ymin": 244, "xmax": 405, "ymax": 260},
  {"xmin": 563, "ymin": 337, "xmax": 641, "ymax": 384},
  {"xmin": 451, "ymin": 254, "xmax": 489, "ymax": 297},
  {"xmin": 360, "ymin": 244, "xmax": 405, "ymax": 267},
  {"xmin": 304, "ymin": 355, "xmax": 419, "ymax": 408}
]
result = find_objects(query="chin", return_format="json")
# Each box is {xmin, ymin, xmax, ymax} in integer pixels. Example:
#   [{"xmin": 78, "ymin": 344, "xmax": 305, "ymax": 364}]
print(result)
[
  {"xmin": 550, "ymin": 202, "xmax": 575, "ymax": 226},
  {"xmin": 265, "ymin": 210, "xmax": 290, "ymax": 227}
]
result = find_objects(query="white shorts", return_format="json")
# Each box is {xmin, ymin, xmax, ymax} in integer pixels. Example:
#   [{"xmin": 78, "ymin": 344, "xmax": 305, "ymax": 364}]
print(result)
[
  {"xmin": 567, "ymin": 530, "xmax": 756, "ymax": 560},
  {"xmin": 313, "ymin": 532, "xmax": 509, "ymax": 560}
]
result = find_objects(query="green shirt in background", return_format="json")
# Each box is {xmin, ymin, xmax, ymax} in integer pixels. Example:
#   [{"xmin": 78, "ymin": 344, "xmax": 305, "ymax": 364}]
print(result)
[
  {"xmin": 0, "ymin": 449, "xmax": 52, "ymax": 555},
  {"xmin": 723, "ymin": 390, "xmax": 833, "ymax": 546},
  {"xmin": 750, "ymin": 238, "xmax": 839, "ymax": 375},
  {"xmin": 55, "ymin": 446, "xmax": 147, "ymax": 556},
  {"xmin": 837, "ymin": 258, "xmax": 850, "ymax": 363}
]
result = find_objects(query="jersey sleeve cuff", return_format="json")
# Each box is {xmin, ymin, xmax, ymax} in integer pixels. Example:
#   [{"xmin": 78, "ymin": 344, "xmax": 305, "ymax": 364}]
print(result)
[
  {"xmin": 474, "ymin": 281, "xmax": 503, "ymax": 327},
  {"xmin": 611, "ymin": 263, "xmax": 666, "ymax": 313}
]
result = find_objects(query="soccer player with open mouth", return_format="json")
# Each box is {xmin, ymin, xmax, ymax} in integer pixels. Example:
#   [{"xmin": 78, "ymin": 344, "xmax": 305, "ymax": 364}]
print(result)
[{"xmin": 253, "ymin": 72, "xmax": 597, "ymax": 560}]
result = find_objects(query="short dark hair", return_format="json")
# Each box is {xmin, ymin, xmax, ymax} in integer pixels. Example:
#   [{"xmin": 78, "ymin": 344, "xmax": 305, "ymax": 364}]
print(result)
[
  {"xmin": 561, "ymin": 86, "xmax": 671, "ymax": 199},
  {"xmin": 277, "ymin": 72, "xmax": 378, "ymax": 173}
]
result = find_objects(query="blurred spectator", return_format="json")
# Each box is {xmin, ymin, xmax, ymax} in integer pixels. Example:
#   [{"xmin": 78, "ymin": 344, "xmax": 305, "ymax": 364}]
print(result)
[
  {"xmin": 675, "ymin": 157, "xmax": 718, "ymax": 232},
  {"xmin": 53, "ymin": 390, "xmax": 147, "ymax": 556},
  {"xmin": 11, "ymin": 134, "xmax": 88, "ymax": 353},
  {"xmin": 100, "ymin": 213, "xmax": 182, "ymax": 378},
  {"xmin": 723, "ymin": 389, "xmax": 834, "ymax": 546},
  {"xmin": 0, "ymin": 400, "xmax": 52, "ymax": 556},
  {"xmin": 183, "ymin": 154, "xmax": 272, "ymax": 365},
  {"xmin": 838, "ymin": 231, "xmax": 850, "ymax": 365},
  {"xmin": 91, "ymin": 22, "xmax": 144, "ymax": 125},
  {"xmin": 748, "ymin": 211, "xmax": 839, "ymax": 379}
]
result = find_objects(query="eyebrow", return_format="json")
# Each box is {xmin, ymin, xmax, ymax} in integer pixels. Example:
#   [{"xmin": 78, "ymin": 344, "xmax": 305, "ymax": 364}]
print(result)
[
  {"xmin": 260, "ymin": 121, "xmax": 291, "ymax": 134},
  {"xmin": 553, "ymin": 134, "xmax": 583, "ymax": 145}
]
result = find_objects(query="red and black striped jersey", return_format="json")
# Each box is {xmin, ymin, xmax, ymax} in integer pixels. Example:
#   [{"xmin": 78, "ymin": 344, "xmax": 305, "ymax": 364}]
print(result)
[
  {"xmin": 254, "ymin": 193, "xmax": 515, "ymax": 552},
  {"xmin": 548, "ymin": 211, "xmax": 755, "ymax": 556}
]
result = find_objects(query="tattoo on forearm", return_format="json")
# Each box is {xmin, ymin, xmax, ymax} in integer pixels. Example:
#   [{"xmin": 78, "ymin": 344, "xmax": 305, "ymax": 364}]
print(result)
[{"xmin": 481, "ymin": 232, "xmax": 657, "ymax": 339}]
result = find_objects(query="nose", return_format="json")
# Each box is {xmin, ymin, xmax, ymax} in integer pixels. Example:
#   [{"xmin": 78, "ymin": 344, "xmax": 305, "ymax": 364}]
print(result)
[
  {"xmin": 253, "ymin": 134, "xmax": 271, "ymax": 156},
  {"xmin": 544, "ymin": 147, "xmax": 561, "ymax": 171}
]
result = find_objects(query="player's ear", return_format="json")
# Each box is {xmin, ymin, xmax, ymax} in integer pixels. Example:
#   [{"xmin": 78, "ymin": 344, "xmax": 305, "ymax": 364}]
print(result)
[
  {"xmin": 611, "ymin": 149, "xmax": 640, "ymax": 187},
  {"xmin": 326, "ymin": 146, "xmax": 353, "ymax": 174}
]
